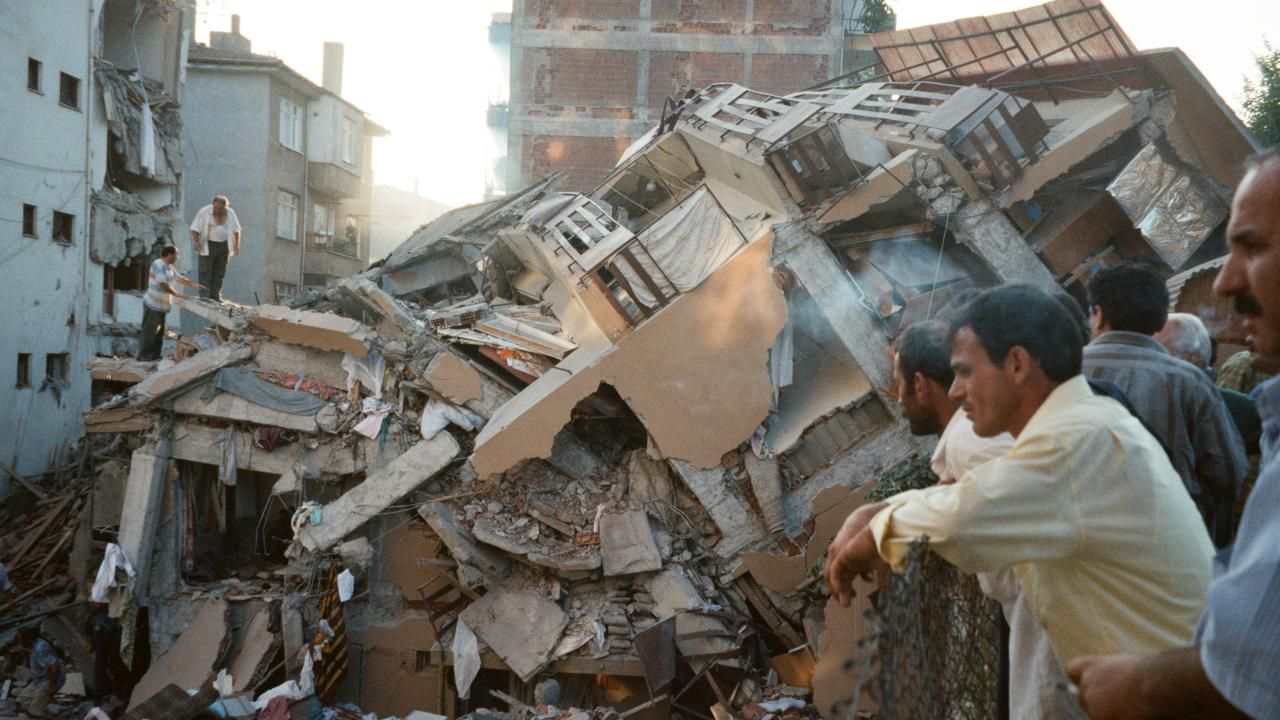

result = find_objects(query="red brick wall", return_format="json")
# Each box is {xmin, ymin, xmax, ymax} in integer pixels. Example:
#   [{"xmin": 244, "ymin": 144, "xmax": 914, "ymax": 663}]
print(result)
[
  {"xmin": 523, "ymin": 0, "xmax": 643, "ymax": 27},
  {"xmin": 651, "ymin": 0, "xmax": 750, "ymax": 19},
  {"xmin": 524, "ymin": 48, "xmax": 639, "ymax": 109},
  {"xmin": 750, "ymin": 53, "xmax": 830, "ymax": 95},
  {"xmin": 752, "ymin": 0, "xmax": 832, "ymax": 34},
  {"xmin": 647, "ymin": 51, "xmax": 746, "ymax": 108},
  {"xmin": 525, "ymin": 135, "xmax": 635, "ymax": 191}
]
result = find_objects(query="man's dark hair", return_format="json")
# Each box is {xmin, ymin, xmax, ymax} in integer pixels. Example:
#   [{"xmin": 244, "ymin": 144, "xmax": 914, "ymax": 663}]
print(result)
[
  {"xmin": 1052, "ymin": 290, "xmax": 1090, "ymax": 346},
  {"xmin": 950, "ymin": 284, "xmax": 1083, "ymax": 382},
  {"xmin": 160, "ymin": 245, "xmax": 178, "ymax": 258},
  {"xmin": 1086, "ymin": 262, "xmax": 1169, "ymax": 335},
  {"xmin": 896, "ymin": 321, "xmax": 954, "ymax": 388}
]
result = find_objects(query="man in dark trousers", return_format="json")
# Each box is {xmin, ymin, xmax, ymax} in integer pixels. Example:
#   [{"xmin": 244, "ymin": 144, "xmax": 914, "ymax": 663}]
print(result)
[{"xmin": 137, "ymin": 245, "xmax": 203, "ymax": 361}]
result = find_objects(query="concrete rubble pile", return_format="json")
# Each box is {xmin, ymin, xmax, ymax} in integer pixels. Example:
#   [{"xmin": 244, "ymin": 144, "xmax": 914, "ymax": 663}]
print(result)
[{"xmin": 3, "ymin": 2, "xmax": 1258, "ymax": 719}]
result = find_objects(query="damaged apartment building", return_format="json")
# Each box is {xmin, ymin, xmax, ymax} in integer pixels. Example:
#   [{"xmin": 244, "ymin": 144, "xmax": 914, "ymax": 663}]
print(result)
[
  {"xmin": 0, "ymin": 0, "xmax": 189, "ymax": 488},
  {"xmin": 13, "ymin": 1, "xmax": 1259, "ymax": 719}
]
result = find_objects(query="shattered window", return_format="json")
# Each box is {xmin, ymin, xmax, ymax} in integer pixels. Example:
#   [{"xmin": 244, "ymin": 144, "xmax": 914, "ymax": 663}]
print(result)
[
  {"xmin": 58, "ymin": 72, "xmax": 79, "ymax": 109},
  {"xmin": 45, "ymin": 353, "xmax": 68, "ymax": 383},
  {"xmin": 52, "ymin": 211, "xmax": 74, "ymax": 244},
  {"xmin": 279, "ymin": 98, "xmax": 303, "ymax": 152},
  {"xmin": 22, "ymin": 204, "xmax": 36, "ymax": 237},
  {"xmin": 16, "ymin": 353, "xmax": 31, "ymax": 389},
  {"xmin": 276, "ymin": 190, "xmax": 299, "ymax": 240},
  {"xmin": 273, "ymin": 281, "xmax": 299, "ymax": 303},
  {"xmin": 27, "ymin": 58, "xmax": 41, "ymax": 93}
]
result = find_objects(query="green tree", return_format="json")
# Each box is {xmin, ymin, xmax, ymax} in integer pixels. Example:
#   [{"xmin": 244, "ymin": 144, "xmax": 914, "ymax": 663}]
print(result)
[
  {"xmin": 1243, "ymin": 40, "xmax": 1280, "ymax": 146},
  {"xmin": 858, "ymin": 0, "xmax": 896, "ymax": 34}
]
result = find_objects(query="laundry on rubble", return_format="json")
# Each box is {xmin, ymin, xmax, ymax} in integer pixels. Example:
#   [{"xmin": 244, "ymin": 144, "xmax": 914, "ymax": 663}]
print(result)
[{"xmin": 0, "ymin": 1, "xmax": 1260, "ymax": 719}]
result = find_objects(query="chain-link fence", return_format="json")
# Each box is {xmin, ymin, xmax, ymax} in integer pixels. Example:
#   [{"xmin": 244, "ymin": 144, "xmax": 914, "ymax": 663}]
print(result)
[{"xmin": 843, "ymin": 457, "xmax": 1004, "ymax": 720}]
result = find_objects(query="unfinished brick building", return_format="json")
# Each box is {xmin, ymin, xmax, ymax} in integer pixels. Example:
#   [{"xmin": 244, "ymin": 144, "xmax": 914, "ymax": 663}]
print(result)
[{"xmin": 505, "ymin": 0, "xmax": 881, "ymax": 192}]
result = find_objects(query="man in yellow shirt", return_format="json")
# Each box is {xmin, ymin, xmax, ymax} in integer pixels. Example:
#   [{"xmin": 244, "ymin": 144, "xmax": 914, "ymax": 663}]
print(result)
[{"xmin": 825, "ymin": 284, "xmax": 1213, "ymax": 666}]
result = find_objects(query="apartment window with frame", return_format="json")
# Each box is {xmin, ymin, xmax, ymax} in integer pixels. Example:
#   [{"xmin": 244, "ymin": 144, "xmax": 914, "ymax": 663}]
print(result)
[
  {"xmin": 59, "ymin": 72, "xmax": 80, "ymax": 109},
  {"xmin": 279, "ymin": 98, "xmax": 303, "ymax": 152},
  {"xmin": 311, "ymin": 203, "xmax": 336, "ymax": 243},
  {"xmin": 52, "ymin": 211, "xmax": 74, "ymax": 244},
  {"xmin": 27, "ymin": 58, "xmax": 42, "ymax": 93},
  {"xmin": 341, "ymin": 117, "xmax": 358, "ymax": 165},
  {"xmin": 46, "ymin": 353, "xmax": 69, "ymax": 383},
  {"xmin": 276, "ymin": 190, "xmax": 299, "ymax": 240},
  {"xmin": 16, "ymin": 354, "xmax": 31, "ymax": 389},
  {"xmin": 273, "ymin": 281, "xmax": 299, "ymax": 304},
  {"xmin": 22, "ymin": 204, "xmax": 37, "ymax": 237}
]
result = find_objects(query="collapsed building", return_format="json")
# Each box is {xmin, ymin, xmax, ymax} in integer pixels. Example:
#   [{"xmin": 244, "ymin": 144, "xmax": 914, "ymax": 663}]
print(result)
[{"xmin": 1, "ymin": 2, "xmax": 1260, "ymax": 720}]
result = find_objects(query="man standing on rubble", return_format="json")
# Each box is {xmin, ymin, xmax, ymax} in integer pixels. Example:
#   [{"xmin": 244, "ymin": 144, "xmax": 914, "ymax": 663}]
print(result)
[
  {"xmin": 138, "ymin": 245, "xmax": 203, "ymax": 361},
  {"xmin": 1067, "ymin": 149, "xmax": 1280, "ymax": 719},
  {"xmin": 189, "ymin": 194, "xmax": 242, "ymax": 301},
  {"xmin": 825, "ymin": 285, "xmax": 1213, "ymax": 669},
  {"xmin": 891, "ymin": 321, "xmax": 1084, "ymax": 718},
  {"xmin": 1082, "ymin": 263, "xmax": 1248, "ymax": 547}
]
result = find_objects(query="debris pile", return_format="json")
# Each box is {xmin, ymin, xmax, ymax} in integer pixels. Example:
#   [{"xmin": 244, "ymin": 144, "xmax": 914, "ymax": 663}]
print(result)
[{"xmin": 3, "ymin": 1, "xmax": 1259, "ymax": 719}]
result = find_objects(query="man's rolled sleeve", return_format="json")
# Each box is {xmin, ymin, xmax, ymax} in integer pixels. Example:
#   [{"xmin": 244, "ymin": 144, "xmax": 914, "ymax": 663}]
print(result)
[{"xmin": 870, "ymin": 432, "xmax": 1079, "ymax": 574}]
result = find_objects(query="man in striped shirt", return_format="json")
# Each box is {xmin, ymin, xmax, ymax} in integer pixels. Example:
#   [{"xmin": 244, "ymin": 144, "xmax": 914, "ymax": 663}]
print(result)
[
  {"xmin": 1068, "ymin": 148, "xmax": 1280, "ymax": 718},
  {"xmin": 1082, "ymin": 262, "xmax": 1248, "ymax": 547},
  {"xmin": 137, "ymin": 245, "xmax": 203, "ymax": 361}
]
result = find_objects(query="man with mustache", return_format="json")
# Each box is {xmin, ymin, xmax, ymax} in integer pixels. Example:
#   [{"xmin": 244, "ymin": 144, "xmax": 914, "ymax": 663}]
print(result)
[
  {"xmin": 825, "ymin": 284, "xmax": 1213, "ymax": 682},
  {"xmin": 1068, "ymin": 147, "xmax": 1280, "ymax": 718}
]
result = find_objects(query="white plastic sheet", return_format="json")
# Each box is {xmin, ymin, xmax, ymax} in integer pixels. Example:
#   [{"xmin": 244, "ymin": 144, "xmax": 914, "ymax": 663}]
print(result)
[
  {"xmin": 342, "ymin": 352, "xmax": 386, "ymax": 399},
  {"xmin": 452, "ymin": 620, "xmax": 481, "ymax": 700},
  {"xmin": 90, "ymin": 543, "xmax": 136, "ymax": 603},
  {"xmin": 616, "ymin": 187, "xmax": 745, "ymax": 308},
  {"xmin": 337, "ymin": 569, "xmax": 355, "ymax": 602},
  {"xmin": 420, "ymin": 399, "xmax": 485, "ymax": 440}
]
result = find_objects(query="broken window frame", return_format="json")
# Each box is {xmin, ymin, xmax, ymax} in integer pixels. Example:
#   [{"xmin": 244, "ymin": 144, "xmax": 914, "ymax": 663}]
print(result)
[
  {"xmin": 279, "ymin": 97, "xmax": 304, "ymax": 152},
  {"xmin": 52, "ymin": 210, "xmax": 75, "ymax": 245},
  {"xmin": 27, "ymin": 58, "xmax": 42, "ymax": 94},
  {"xmin": 22, "ymin": 203, "xmax": 37, "ymax": 237},
  {"xmin": 276, "ymin": 190, "xmax": 299, "ymax": 241},
  {"xmin": 16, "ymin": 353, "xmax": 31, "ymax": 389},
  {"xmin": 767, "ymin": 124, "xmax": 864, "ymax": 206},
  {"xmin": 45, "ymin": 353, "xmax": 68, "ymax": 384},
  {"xmin": 273, "ymin": 281, "xmax": 299, "ymax": 304},
  {"xmin": 58, "ymin": 72, "xmax": 80, "ymax": 110}
]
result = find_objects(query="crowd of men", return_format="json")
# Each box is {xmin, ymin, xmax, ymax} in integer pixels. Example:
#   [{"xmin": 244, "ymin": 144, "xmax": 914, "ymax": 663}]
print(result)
[{"xmin": 826, "ymin": 146, "xmax": 1280, "ymax": 718}]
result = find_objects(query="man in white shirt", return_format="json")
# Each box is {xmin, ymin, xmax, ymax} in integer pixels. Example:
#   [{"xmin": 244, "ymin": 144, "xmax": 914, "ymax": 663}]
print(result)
[
  {"xmin": 892, "ymin": 320, "xmax": 1084, "ymax": 718},
  {"xmin": 189, "ymin": 194, "xmax": 242, "ymax": 301},
  {"xmin": 826, "ymin": 285, "xmax": 1212, "ymax": 671}
]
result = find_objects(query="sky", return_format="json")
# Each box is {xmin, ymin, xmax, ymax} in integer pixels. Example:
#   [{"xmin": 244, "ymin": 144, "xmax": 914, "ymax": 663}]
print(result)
[{"xmin": 195, "ymin": 0, "xmax": 1276, "ymax": 209}]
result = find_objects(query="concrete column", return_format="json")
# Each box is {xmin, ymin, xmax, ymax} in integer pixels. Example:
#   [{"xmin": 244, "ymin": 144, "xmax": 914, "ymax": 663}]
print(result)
[
  {"xmin": 951, "ymin": 198, "xmax": 1058, "ymax": 291},
  {"xmin": 773, "ymin": 221, "xmax": 894, "ymax": 392},
  {"xmin": 117, "ymin": 440, "xmax": 173, "ymax": 603}
]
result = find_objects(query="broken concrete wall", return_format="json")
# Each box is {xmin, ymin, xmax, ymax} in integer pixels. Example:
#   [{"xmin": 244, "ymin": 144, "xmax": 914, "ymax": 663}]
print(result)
[{"xmin": 473, "ymin": 237, "xmax": 787, "ymax": 478}]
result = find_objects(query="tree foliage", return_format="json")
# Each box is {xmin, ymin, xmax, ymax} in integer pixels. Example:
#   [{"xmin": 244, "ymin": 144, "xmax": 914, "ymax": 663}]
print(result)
[
  {"xmin": 859, "ymin": 0, "xmax": 897, "ymax": 34},
  {"xmin": 1244, "ymin": 40, "xmax": 1280, "ymax": 146}
]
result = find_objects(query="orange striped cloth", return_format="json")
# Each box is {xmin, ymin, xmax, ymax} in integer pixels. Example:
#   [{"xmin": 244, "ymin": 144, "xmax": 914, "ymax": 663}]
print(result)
[{"xmin": 314, "ymin": 565, "xmax": 348, "ymax": 700}]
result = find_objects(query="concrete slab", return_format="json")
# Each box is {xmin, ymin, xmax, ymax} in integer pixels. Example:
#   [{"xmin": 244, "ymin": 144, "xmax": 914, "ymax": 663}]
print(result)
[
  {"xmin": 253, "ymin": 305, "xmax": 374, "ymax": 355},
  {"xmin": 459, "ymin": 586, "xmax": 568, "ymax": 681},
  {"xmin": 128, "ymin": 599, "xmax": 230, "ymax": 710},
  {"xmin": 128, "ymin": 343, "xmax": 252, "ymax": 405},
  {"xmin": 297, "ymin": 434, "xmax": 460, "ymax": 551},
  {"xmin": 599, "ymin": 510, "xmax": 663, "ymax": 576}
]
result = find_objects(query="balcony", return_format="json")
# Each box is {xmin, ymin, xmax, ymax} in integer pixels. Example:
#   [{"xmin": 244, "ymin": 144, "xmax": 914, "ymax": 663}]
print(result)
[
  {"xmin": 307, "ymin": 232, "xmax": 361, "ymax": 259},
  {"xmin": 308, "ymin": 162, "xmax": 363, "ymax": 200}
]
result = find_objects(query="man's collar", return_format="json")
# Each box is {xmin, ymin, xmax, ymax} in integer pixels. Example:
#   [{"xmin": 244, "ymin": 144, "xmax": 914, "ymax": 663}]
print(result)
[
  {"xmin": 1018, "ymin": 375, "xmax": 1094, "ymax": 439},
  {"xmin": 1089, "ymin": 331, "xmax": 1167, "ymax": 353}
]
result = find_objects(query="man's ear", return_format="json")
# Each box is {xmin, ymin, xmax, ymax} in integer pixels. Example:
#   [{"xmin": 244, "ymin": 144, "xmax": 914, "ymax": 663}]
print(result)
[
  {"xmin": 911, "ymin": 372, "xmax": 930, "ymax": 402},
  {"xmin": 1005, "ymin": 346, "xmax": 1035, "ymax": 384}
]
